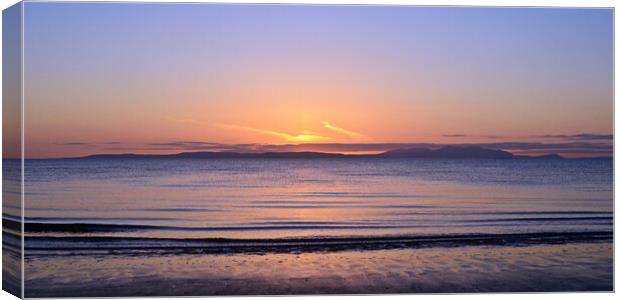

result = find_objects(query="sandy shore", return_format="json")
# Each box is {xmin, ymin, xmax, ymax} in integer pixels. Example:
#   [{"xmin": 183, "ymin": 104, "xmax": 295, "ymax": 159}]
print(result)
[{"xmin": 24, "ymin": 242, "xmax": 612, "ymax": 297}]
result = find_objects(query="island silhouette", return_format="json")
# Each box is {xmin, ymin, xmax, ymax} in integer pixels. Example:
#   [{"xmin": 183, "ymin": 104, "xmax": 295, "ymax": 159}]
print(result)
[{"xmin": 74, "ymin": 146, "xmax": 569, "ymax": 160}]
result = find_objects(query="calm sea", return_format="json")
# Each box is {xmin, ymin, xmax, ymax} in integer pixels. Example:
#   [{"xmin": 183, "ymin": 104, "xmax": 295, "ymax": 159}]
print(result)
[
  {"xmin": 3, "ymin": 157, "xmax": 612, "ymax": 255},
  {"xmin": 2, "ymin": 157, "xmax": 614, "ymax": 295}
]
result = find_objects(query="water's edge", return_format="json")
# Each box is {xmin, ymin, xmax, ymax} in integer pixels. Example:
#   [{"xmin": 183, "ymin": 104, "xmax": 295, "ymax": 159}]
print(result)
[{"xmin": 10, "ymin": 230, "xmax": 612, "ymax": 256}]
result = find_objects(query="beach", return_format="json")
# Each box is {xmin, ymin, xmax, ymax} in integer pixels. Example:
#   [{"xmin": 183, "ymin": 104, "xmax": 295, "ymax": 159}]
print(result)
[{"xmin": 24, "ymin": 242, "xmax": 612, "ymax": 297}]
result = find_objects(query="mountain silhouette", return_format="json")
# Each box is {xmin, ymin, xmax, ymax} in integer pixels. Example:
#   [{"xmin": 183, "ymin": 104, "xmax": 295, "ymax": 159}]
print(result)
[
  {"xmin": 76, "ymin": 146, "xmax": 566, "ymax": 160},
  {"xmin": 380, "ymin": 146, "xmax": 514, "ymax": 159}
]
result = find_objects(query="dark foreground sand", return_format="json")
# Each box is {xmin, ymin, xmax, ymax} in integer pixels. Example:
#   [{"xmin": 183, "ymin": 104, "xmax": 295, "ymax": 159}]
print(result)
[{"xmin": 24, "ymin": 242, "xmax": 612, "ymax": 297}]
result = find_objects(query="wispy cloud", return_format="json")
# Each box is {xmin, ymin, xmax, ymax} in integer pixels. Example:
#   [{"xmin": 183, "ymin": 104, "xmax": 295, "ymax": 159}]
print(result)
[
  {"xmin": 62, "ymin": 142, "xmax": 89, "ymax": 146},
  {"xmin": 103, "ymin": 141, "xmax": 261, "ymax": 153},
  {"xmin": 217, "ymin": 124, "xmax": 334, "ymax": 143},
  {"xmin": 443, "ymin": 134, "xmax": 469, "ymax": 138},
  {"xmin": 59, "ymin": 141, "xmax": 121, "ymax": 146},
  {"xmin": 444, "ymin": 133, "xmax": 613, "ymax": 141},
  {"xmin": 322, "ymin": 121, "xmax": 373, "ymax": 141},
  {"xmin": 535, "ymin": 134, "xmax": 613, "ymax": 141},
  {"xmin": 443, "ymin": 134, "xmax": 505, "ymax": 139}
]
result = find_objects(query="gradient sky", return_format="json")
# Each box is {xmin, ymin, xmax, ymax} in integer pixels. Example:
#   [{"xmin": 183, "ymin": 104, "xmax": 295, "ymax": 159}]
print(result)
[{"xmin": 20, "ymin": 3, "xmax": 613, "ymax": 158}]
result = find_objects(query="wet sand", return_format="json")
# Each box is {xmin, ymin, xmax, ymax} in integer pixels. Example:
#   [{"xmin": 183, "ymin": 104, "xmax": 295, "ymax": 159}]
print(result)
[{"xmin": 24, "ymin": 242, "xmax": 612, "ymax": 297}]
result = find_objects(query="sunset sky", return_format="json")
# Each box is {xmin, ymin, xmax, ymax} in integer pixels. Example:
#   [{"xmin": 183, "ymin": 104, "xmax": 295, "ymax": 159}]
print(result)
[{"xmin": 19, "ymin": 3, "xmax": 613, "ymax": 158}]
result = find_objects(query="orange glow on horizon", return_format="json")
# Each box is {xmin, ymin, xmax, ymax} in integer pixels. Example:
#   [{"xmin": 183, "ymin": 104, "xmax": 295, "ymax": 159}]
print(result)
[{"xmin": 217, "ymin": 123, "xmax": 336, "ymax": 143}]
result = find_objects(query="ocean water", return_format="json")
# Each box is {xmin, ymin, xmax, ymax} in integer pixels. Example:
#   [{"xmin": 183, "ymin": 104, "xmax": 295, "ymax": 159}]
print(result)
[
  {"xmin": 11, "ymin": 157, "xmax": 612, "ymax": 244},
  {"xmin": 3, "ymin": 157, "xmax": 614, "ymax": 295}
]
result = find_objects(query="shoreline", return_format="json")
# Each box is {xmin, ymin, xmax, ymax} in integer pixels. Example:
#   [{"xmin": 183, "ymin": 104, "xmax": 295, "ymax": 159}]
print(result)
[
  {"xmin": 23, "ymin": 242, "xmax": 613, "ymax": 297},
  {"xmin": 13, "ymin": 230, "xmax": 613, "ymax": 256}
]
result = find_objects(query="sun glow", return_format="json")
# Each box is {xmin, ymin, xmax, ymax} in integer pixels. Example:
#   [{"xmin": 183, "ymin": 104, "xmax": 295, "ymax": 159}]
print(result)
[
  {"xmin": 217, "ymin": 124, "xmax": 334, "ymax": 143},
  {"xmin": 322, "ymin": 121, "xmax": 373, "ymax": 141},
  {"xmin": 286, "ymin": 134, "xmax": 331, "ymax": 143}
]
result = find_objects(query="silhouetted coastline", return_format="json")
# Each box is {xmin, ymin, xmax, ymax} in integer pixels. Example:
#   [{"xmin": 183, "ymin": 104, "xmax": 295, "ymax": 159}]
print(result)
[{"xmin": 70, "ymin": 146, "xmax": 581, "ymax": 160}]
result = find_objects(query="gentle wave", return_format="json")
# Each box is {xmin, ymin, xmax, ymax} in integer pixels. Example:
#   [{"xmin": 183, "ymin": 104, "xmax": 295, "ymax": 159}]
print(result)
[
  {"xmin": 15, "ymin": 231, "xmax": 612, "ymax": 256},
  {"xmin": 7, "ymin": 215, "xmax": 612, "ymax": 234}
]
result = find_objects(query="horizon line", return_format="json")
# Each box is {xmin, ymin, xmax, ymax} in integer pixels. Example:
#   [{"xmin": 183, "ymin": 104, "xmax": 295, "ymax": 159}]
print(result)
[
  {"xmin": 11, "ymin": 140, "xmax": 614, "ymax": 160},
  {"xmin": 11, "ymin": 146, "xmax": 615, "ymax": 160}
]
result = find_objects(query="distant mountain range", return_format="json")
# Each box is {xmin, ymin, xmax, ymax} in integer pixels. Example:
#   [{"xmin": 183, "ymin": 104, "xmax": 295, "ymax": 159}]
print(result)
[
  {"xmin": 381, "ymin": 146, "xmax": 515, "ymax": 159},
  {"xmin": 76, "ymin": 146, "xmax": 573, "ymax": 160}
]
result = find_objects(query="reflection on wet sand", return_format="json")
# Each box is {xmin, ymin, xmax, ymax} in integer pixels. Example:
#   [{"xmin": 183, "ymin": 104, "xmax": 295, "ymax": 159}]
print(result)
[{"xmin": 25, "ymin": 242, "xmax": 612, "ymax": 297}]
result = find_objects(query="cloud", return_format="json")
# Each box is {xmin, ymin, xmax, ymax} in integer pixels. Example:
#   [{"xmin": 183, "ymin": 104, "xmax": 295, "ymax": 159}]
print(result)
[
  {"xmin": 442, "ymin": 134, "xmax": 469, "ymax": 138},
  {"xmin": 104, "ymin": 143, "xmax": 251, "ymax": 152},
  {"xmin": 143, "ymin": 141, "xmax": 267, "ymax": 152},
  {"xmin": 217, "ymin": 124, "xmax": 334, "ymax": 143},
  {"xmin": 444, "ymin": 133, "xmax": 613, "ymax": 141},
  {"xmin": 535, "ymin": 134, "xmax": 613, "ymax": 141},
  {"xmin": 150, "ymin": 141, "xmax": 220, "ymax": 147},
  {"xmin": 59, "ymin": 141, "xmax": 121, "ymax": 146},
  {"xmin": 62, "ymin": 142, "xmax": 89, "ymax": 146},
  {"xmin": 321, "ymin": 121, "xmax": 373, "ymax": 141},
  {"xmin": 442, "ymin": 134, "xmax": 504, "ymax": 139},
  {"xmin": 479, "ymin": 142, "xmax": 612, "ymax": 150}
]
